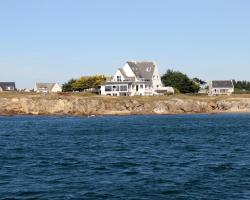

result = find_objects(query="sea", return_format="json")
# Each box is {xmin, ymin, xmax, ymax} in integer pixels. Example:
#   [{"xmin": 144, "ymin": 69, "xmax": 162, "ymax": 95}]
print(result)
[{"xmin": 0, "ymin": 114, "xmax": 250, "ymax": 200}]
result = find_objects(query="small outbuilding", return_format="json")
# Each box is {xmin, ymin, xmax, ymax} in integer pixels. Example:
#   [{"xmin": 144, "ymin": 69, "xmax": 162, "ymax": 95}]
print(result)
[
  {"xmin": 0, "ymin": 82, "xmax": 17, "ymax": 92},
  {"xmin": 155, "ymin": 87, "xmax": 175, "ymax": 95},
  {"xmin": 34, "ymin": 83, "xmax": 62, "ymax": 93},
  {"xmin": 209, "ymin": 80, "xmax": 234, "ymax": 96}
]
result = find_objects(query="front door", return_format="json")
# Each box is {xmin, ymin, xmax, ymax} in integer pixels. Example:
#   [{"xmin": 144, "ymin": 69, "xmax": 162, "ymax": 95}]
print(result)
[{"xmin": 136, "ymin": 85, "xmax": 139, "ymax": 92}]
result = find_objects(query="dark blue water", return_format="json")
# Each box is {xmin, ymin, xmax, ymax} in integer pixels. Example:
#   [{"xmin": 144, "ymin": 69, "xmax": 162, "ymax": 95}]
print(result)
[{"xmin": 0, "ymin": 114, "xmax": 250, "ymax": 200}]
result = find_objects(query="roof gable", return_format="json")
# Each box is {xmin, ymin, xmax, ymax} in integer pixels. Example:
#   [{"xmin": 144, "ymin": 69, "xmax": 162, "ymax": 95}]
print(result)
[
  {"xmin": 36, "ymin": 83, "xmax": 56, "ymax": 91},
  {"xmin": 212, "ymin": 80, "xmax": 234, "ymax": 88},
  {"xmin": 118, "ymin": 68, "xmax": 128, "ymax": 78},
  {"xmin": 127, "ymin": 61, "xmax": 156, "ymax": 80}
]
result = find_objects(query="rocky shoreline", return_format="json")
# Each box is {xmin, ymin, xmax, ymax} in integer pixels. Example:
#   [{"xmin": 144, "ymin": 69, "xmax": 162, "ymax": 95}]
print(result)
[{"xmin": 0, "ymin": 93, "xmax": 250, "ymax": 116}]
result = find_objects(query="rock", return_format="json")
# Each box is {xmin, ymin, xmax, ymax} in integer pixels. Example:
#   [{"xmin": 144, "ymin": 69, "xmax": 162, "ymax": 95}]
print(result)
[{"xmin": 1, "ymin": 94, "xmax": 250, "ymax": 116}]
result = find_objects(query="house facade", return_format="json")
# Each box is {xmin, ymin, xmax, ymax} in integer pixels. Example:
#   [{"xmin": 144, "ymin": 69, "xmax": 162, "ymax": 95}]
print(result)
[
  {"xmin": 100, "ymin": 61, "xmax": 173, "ymax": 96},
  {"xmin": 34, "ymin": 83, "xmax": 62, "ymax": 93},
  {"xmin": 0, "ymin": 82, "xmax": 17, "ymax": 92},
  {"xmin": 209, "ymin": 80, "xmax": 234, "ymax": 96}
]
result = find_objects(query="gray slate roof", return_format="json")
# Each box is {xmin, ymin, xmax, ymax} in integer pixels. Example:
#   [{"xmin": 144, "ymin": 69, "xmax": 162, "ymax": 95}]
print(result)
[
  {"xmin": 118, "ymin": 68, "xmax": 128, "ymax": 78},
  {"xmin": 212, "ymin": 80, "xmax": 234, "ymax": 88},
  {"xmin": 36, "ymin": 83, "xmax": 56, "ymax": 91},
  {"xmin": 0, "ymin": 82, "xmax": 16, "ymax": 91},
  {"xmin": 127, "ymin": 61, "xmax": 155, "ymax": 80}
]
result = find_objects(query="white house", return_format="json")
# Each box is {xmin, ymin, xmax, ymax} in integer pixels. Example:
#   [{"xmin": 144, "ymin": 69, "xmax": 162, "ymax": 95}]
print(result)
[
  {"xmin": 100, "ymin": 61, "xmax": 174, "ymax": 96},
  {"xmin": 34, "ymin": 83, "xmax": 62, "ymax": 93},
  {"xmin": 0, "ymin": 82, "xmax": 17, "ymax": 92},
  {"xmin": 209, "ymin": 80, "xmax": 234, "ymax": 96}
]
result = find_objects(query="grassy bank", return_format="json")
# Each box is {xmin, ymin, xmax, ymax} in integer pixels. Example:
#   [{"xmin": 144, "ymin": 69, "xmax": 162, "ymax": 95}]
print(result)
[{"xmin": 1, "ymin": 91, "xmax": 250, "ymax": 101}]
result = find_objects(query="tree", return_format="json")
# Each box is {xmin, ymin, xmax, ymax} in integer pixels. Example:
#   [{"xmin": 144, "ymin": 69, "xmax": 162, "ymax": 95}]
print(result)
[
  {"xmin": 161, "ymin": 69, "xmax": 200, "ymax": 93},
  {"xmin": 193, "ymin": 77, "xmax": 207, "ymax": 85},
  {"xmin": 62, "ymin": 79, "xmax": 77, "ymax": 92},
  {"xmin": 62, "ymin": 75, "xmax": 106, "ymax": 92},
  {"xmin": 233, "ymin": 80, "xmax": 250, "ymax": 91}
]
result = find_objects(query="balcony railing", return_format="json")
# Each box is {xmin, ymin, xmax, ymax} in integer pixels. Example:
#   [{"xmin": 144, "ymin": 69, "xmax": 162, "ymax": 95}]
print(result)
[{"xmin": 107, "ymin": 76, "xmax": 151, "ymax": 83}]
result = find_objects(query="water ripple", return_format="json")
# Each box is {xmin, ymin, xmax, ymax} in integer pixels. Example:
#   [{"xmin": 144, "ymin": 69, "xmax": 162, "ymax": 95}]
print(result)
[{"xmin": 0, "ymin": 114, "xmax": 250, "ymax": 199}]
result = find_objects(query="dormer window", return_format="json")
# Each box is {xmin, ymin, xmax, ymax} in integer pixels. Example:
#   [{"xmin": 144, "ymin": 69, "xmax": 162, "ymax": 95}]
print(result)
[
  {"xmin": 7, "ymin": 86, "xmax": 13, "ymax": 90},
  {"xmin": 117, "ymin": 76, "xmax": 121, "ymax": 82},
  {"xmin": 146, "ymin": 67, "xmax": 151, "ymax": 72}
]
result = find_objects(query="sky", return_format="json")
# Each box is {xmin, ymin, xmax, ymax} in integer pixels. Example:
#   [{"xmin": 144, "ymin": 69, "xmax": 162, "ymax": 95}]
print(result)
[{"xmin": 0, "ymin": 0, "xmax": 250, "ymax": 88}]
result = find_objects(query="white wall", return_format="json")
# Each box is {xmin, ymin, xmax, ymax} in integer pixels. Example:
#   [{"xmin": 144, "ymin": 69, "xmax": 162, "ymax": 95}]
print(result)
[
  {"xmin": 152, "ymin": 64, "xmax": 163, "ymax": 89},
  {"xmin": 210, "ymin": 88, "xmax": 234, "ymax": 96},
  {"xmin": 101, "ymin": 62, "xmax": 165, "ymax": 96},
  {"xmin": 34, "ymin": 84, "xmax": 38, "ymax": 92},
  {"xmin": 112, "ymin": 70, "xmax": 125, "ymax": 82},
  {"xmin": 52, "ymin": 83, "xmax": 62, "ymax": 92}
]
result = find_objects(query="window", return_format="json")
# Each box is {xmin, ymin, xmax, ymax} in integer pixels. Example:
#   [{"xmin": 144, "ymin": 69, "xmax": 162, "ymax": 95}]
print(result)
[
  {"xmin": 220, "ymin": 89, "xmax": 228, "ymax": 93},
  {"xmin": 117, "ymin": 76, "xmax": 122, "ymax": 82},
  {"xmin": 105, "ymin": 86, "xmax": 112, "ymax": 91},
  {"xmin": 113, "ymin": 85, "xmax": 119, "ymax": 91},
  {"xmin": 146, "ymin": 67, "xmax": 151, "ymax": 72},
  {"xmin": 116, "ymin": 86, "xmax": 120, "ymax": 91},
  {"xmin": 120, "ymin": 93, "xmax": 127, "ymax": 96},
  {"xmin": 120, "ymin": 85, "xmax": 128, "ymax": 91},
  {"xmin": 140, "ymin": 85, "xmax": 144, "ymax": 89}
]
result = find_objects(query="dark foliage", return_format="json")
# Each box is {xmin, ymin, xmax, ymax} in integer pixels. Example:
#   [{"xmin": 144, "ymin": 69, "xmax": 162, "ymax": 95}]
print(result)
[{"xmin": 161, "ymin": 70, "xmax": 200, "ymax": 93}]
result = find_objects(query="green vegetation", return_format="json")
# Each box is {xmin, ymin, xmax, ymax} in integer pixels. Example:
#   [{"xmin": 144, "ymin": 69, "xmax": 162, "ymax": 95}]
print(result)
[
  {"xmin": 192, "ymin": 77, "xmax": 207, "ymax": 85},
  {"xmin": 233, "ymin": 80, "xmax": 250, "ymax": 93},
  {"xmin": 161, "ymin": 70, "xmax": 200, "ymax": 93},
  {"xmin": 63, "ymin": 75, "xmax": 106, "ymax": 92}
]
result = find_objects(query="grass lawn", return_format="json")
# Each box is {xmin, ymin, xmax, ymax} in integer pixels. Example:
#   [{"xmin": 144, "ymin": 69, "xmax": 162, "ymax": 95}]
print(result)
[{"xmin": 1, "ymin": 92, "xmax": 250, "ymax": 103}]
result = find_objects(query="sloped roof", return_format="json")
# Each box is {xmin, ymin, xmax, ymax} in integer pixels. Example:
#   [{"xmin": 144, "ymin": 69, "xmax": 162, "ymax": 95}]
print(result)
[
  {"xmin": 36, "ymin": 83, "xmax": 56, "ymax": 91},
  {"xmin": 0, "ymin": 82, "xmax": 16, "ymax": 91},
  {"xmin": 212, "ymin": 80, "xmax": 234, "ymax": 88},
  {"xmin": 118, "ymin": 68, "xmax": 128, "ymax": 78},
  {"xmin": 127, "ymin": 61, "xmax": 156, "ymax": 80}
]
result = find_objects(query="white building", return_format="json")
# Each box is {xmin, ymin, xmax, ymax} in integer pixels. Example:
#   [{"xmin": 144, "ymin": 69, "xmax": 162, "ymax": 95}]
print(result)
[
  {"xmin": 0, "ymin": 82, "xmax": 17, "ymax": 92},
  {"xmin": 209, "ymin": 80, "xmax": 234, "ymax": 96},
  {"xmin": 34, "ymin": 83, "xmax": 62, "ymax": 93},
  {"xmin": 101, "ymin": 61, "xmax": 174, "ymax": 96}
]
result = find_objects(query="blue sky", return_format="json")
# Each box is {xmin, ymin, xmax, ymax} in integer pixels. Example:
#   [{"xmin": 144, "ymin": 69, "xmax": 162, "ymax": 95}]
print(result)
[{"xmin": 0, "ymin": 0, "xmax": 250, "ymax": 88}]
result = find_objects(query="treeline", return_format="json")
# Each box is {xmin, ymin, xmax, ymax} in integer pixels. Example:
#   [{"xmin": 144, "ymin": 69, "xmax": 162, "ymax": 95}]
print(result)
[
  {"xmin": 62, "ymin": 70, "xmax": 206, "ymax": 94},
  {"xmin": 161, "ymin": 69, "xmax": 206, "ymax": 93},
  {"xmin": 233, "ymin": 80, "xmax": 250, "ymax": 91},
  {"xmin": 162, "ymin": 73, "xmax": 250, "ymax": 94},
  {"xmin": 63, "ymin": 75, "xmax": 106, "ymax": 92}
]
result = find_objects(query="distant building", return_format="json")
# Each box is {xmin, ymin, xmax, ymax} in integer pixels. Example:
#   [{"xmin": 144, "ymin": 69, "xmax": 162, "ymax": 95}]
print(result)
[
  {"xmin": 34, "ymin": 83, "xmax": 62, "ymax": 93},
  {"xmin": 209, "ymin": 80, "xmax": 234, "ymax": 96},
  {"xmin": 19, "ymin": 88, "xmax": 31, "ymax": 93},
  {"xmin": 0, "ymin": 82, "xmax": 17, "ymax": 92},
  {"xmin": 100, "ymin": 61, "xmax": 174, "ymax": 96}
]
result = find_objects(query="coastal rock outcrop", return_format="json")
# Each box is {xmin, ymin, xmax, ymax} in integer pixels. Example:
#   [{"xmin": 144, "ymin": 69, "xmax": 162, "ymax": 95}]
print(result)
[{"xmin": 1, "ymin": 93, "xmax": 250, "ymax": 116}]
